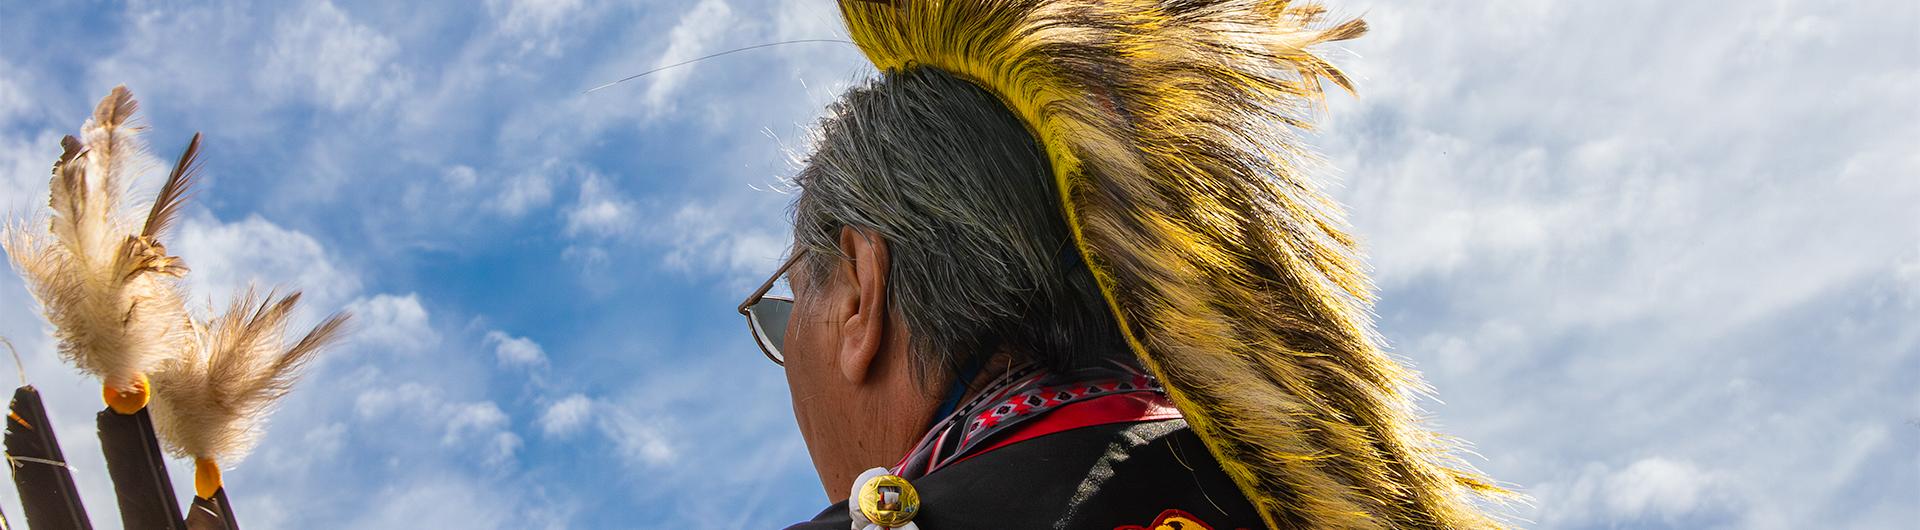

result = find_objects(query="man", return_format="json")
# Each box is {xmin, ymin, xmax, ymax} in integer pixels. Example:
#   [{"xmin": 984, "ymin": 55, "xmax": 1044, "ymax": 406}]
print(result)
[{"xmin": 739, "ymin": 2, "xmax": 1509, "ymax": 528}]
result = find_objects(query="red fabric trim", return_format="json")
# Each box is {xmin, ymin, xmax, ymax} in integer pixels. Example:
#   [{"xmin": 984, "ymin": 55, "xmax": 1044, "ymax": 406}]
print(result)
[
  {"xmin": 948, "ymin": 392, "xmax": 1183, "ymax": 467},
  {"xmin": 1115, "ymin": 508, "xmax": 1246, "ymax": 530}
]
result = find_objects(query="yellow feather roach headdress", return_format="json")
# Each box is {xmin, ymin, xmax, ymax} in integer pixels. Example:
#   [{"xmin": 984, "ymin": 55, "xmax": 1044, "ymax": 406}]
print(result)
[{"xmin": 838, "ymin": 1, "xmax": 1508, "ymax": 528}]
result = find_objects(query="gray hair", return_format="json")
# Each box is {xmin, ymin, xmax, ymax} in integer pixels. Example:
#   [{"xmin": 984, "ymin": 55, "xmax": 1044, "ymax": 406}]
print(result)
[{"xmin": 790, "ymin": 67, "xmax": 1126, "ymax": 385}]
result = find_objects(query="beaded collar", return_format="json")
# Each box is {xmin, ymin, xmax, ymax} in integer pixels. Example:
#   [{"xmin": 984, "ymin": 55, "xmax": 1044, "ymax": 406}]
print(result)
[{"xmin": 892, "ymin": 358, "xmax": 1167, "ymax": 480}]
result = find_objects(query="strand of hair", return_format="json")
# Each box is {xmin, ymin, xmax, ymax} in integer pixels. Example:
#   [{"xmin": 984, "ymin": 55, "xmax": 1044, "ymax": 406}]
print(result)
[{"xmin": 583, "ymin": 39, "xmax": 855, "ymax": 94}]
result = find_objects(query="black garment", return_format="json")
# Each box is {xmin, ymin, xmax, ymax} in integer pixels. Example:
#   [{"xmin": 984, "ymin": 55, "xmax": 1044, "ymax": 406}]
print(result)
[{"xmin": 784, "ymin": 419, "xmax": 1262, "ymax": 530}]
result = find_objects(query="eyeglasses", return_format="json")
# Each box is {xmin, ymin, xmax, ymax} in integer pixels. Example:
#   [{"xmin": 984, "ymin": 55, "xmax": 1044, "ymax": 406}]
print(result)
[{"xmin": 737, "ymin": 252, "xmax": 802, "ymax": 365}]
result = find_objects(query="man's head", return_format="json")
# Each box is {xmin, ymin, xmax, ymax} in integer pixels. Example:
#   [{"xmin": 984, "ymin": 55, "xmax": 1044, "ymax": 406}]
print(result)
[{"xmin": 774, "ymin": 67, "xmax": 1126, "ymax": 498}]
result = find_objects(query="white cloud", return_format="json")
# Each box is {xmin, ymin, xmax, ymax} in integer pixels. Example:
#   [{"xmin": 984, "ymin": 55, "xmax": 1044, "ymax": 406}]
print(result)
[
  {"xmin": 174, "ymin": 213, "xmax": 361, "ymax": 311},
  {"xmin": 1319, "ymin": 2, "xmax": 1920, "ymax": 528},
  {"xmin": 1897, "ymin": 250, "xmax": 1920, "ymax": 307},
  {"xmin": 533, "ymin": 393, "xmax": 670, "ymax": 467},
  {"xmin": 352, "ymin": 381, "xmax": 433, "ymax": 418},
  {"xmin": 1536, "ymin": 457, "xmax": 1731, "ymax": 527},
  {"xmin": 345, "ymin": 293, "xmax": 437, "ymax": 355},
  {"xmin": 0, "ymin": 59, "xmax": 30, "ymax": 125},
  {"xmin": 303, "ymin": 422, "xmax": 348, "ymax": 460},
  {"xmin": 396, "ymin": 165, "xmax": 557, "ymax": 242},
  {"xmin": 344, "ymin": 474, "xmax": 566, "ymax": 530},
  {"xmin": 645, "ymin": 0, "xmax": 737, "ymax": 111},
  {"xmin": 0, "ymin": 130, "xmax": 60, "ymax": 218},
  {"xmin": 563, "ymin": 173, "xmax": 636, "ymax": 238},
  {"xmin": 446, "ymin": 401, "xmax": 522, "ymax": 467},
  {"xmin": 260, "ymin": 0, "xmax": 409, "ymax": 110},
  {"xmin": 485, "ymin": 330, "xmax": 548, "ymax": 367},
  {"xmin": 771, "ymin": 0, "xmax": 845, "ymax": 43},
  {"xmin": 442, "ymin": 164, "xmax": 480, "ymax": 190},
  {"xmin": 649, "ymin": 201, "xmax": 789, "ymax": 286},
  {"xmin": 538, "ymin": 393, "xmax": 594, "ymax": 438},
  {"xmin": 490, "ymin": 171, "xmax": 554, "ymax": 217},
  {"xmin": 599, "ymin": 407, "xmax": 675, "ymax": 468},
  {"xmin": 1412, "ymin": 318, "xmax": 1527, "ymax": 380},
  {"xmin": 355, "ymin": 382, "xmax": 522, "ymax": 469},
  {"xmin": 490, "ymin": 0, "xmax": 586, "ymax": 33},
  {"xmin": 560, "ymin": 244, "xmax": 611, "ymax": 270},
  {"xmin": 487, "ymin": 0, "xmax": 588, "ymax": 55},
  {"xmin": 80, "ymin": 4, "xmax": 274, "ymax": 128},
  {"xmin": 445, "ymin": 401, "xmax": 511, "ymax": 443},
  {"xmin": 1602, "ymin": 458, "xmax": 1718, "ymax": 520}
]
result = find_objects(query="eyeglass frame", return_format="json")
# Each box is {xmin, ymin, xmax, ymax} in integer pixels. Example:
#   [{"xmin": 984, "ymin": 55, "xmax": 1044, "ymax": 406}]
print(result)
[{"xmin": 737, "ymin": 251, "xmax": 804, "ymax": 365}]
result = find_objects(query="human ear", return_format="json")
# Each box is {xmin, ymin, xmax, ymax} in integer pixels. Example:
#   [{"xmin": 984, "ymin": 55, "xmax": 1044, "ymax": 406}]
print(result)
[{"xmin": 835, "ymin": 226, "xmax": 890, "ymax": 384}]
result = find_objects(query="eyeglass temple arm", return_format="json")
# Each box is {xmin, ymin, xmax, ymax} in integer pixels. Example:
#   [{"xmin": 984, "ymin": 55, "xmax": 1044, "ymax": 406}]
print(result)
[{"xmin": 738, "ymin": 252, "xmax": 804, "ymax": 315}]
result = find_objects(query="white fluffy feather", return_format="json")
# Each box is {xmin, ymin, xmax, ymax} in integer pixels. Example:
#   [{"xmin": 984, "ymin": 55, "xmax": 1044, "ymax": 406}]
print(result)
[
  {"xmin": 5, "ymin": 86, "xmax": 350, "ymax": 467},
  {"xmin": 3, "ymin": 85, "xmax": 194, "ymax": 391},
  {"xmin": 149, "ymin": 288, "xmax": 348, "ymax": 464}
]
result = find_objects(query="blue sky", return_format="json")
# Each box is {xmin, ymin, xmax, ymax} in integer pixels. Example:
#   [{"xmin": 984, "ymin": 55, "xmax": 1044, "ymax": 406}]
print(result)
[{"xmin": 0, "ymin": 1, "xmax": 1914, "ymax": 528}]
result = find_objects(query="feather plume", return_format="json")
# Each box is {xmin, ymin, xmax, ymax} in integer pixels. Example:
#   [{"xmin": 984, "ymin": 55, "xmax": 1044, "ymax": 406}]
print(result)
[
  {"xmin": 8, "ymin": 85, "xmax": 350, "ymax": 504},
  {"xmin": 3, "ymin": 85, "xmax": 194, "ymax": 391},
  {"xmin": 148, "ymin": 288, "xmax": 348, "ymax": 464},
  {"xmin": 839, "ymin": 1, "xmax": 1511, "ymax": 528},
  {"xmin": 143, "ymin": 132, "xmax": 200, "ymax": 241}
]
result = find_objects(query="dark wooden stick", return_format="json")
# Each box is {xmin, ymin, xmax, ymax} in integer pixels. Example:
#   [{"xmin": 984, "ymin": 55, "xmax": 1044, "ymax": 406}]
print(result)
[
  {"xmin": 212, "ymin": 488, "xmax": 238, "ymax": 530},
  {"xmin": 5, "ymin": 386, "xmax": 93, "ymax": 530},
  {"xmin": 97, "ymin": 407, "xmax": 184, "ymax": 529},
  {"xmin": 183, "ymin": 488, "xmax": 238, "ymax": 530}
]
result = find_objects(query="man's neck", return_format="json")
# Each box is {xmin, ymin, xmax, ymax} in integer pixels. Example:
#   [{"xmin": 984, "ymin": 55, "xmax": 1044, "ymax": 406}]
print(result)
[{"xmin": 927, "ymin": 353, "xmax": 1019, "ymax": 428}]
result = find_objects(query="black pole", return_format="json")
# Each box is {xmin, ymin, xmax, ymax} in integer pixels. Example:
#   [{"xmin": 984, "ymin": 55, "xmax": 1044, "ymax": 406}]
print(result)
[
  {"xmin": 183, "ymin": 488, "xmax": 237, "ymax": 530},
  {"xmin": 4, "ymin": 386, "xmax": 93, "ymax": 530},
  {"xmin": 97, "ymin": 407, "xmax": 184, "ymax": 529}
]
